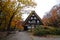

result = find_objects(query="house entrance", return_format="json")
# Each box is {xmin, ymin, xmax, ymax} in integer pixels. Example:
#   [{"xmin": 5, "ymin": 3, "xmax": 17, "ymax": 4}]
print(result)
[{"xmin": 24, "ymin": 26, "xmax": 28, "ymax": 31}]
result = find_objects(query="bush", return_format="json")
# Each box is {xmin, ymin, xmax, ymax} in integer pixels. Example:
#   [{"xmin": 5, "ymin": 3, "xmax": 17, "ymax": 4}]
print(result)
[
  {"xmin": 33, "ymin": 25, "xmax": 48, "ymax": 36},
  {"xmin": 48, "ymin": 27, "xmax": 60, "ymax": 35},
  {"xmin": 52, "ymin": 28, "xmax": 60, "ymax": 35},
  {"xmin": 33, "ymin": 25, "xmax": 60, "ymax": 36}
]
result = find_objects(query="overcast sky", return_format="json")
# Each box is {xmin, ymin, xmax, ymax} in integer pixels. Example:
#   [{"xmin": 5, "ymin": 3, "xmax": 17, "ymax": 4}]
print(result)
[{"xmin": 22, "ymin": 0, "xmax": 60, "ymax": 20}]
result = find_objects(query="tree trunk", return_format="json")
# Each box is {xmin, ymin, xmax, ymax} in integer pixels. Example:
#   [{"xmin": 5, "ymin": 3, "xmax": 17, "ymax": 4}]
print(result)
[
  {"xmin": 7, "ymin": 13, "xmax": 15, "ymax": 31},
  {"xmin": 7, "ymin": 3, "xmax": 20, "ymax": 31}
]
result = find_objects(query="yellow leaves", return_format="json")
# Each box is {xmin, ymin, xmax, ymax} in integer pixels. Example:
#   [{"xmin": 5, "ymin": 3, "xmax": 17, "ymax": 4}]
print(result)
[
  {"xmin": 11, "ymin": 21, "xmax": 16, "ymax": 27},
  {"xmin": 18, "ymin": 0, "xmax": 36, "ymax": 6},
  {"xmin": 14, "ymin": 15, "xmax": 21, "ymax": 21},
  {"xmin": 0, "ymin": 0, "xmax": 36, "ymax": 30},
  {"xmin": 2, "ymin": 0, "xmax": 36, "ymax": 19},
  {"xmin": 16, "ymin": 24, "xmax": 24, "ymax": 30}
]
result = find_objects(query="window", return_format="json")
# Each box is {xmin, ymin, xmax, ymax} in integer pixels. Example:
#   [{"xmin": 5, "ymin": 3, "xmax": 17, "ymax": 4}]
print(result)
[
  {"xmin": 31, "ymin": 17, "xmax": 33, "ymax": 19},
  {"xmin": 28, "ymin": 26, "xmax": 31, "ymax": 28},
  {"xmin": 32, "ymin": 14, "xmax": 34, "ymax": 16},
  {"xmin": 37, "ymin": 20, "xmax": 39, "ymax": 23},
  {"xmin": 34, "ymin": 17, "xmax": 36, "ymax": 19},
  {"xmin": 31, "ymin": 20, "xmax": 36, "ymax": 23},
  {"xmin": 28, "ymin": 21, "xmax": 30, "ymax": 23}
]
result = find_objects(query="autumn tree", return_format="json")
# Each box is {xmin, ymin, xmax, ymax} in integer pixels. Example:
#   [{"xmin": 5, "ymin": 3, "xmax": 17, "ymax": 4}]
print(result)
[
  {"xmin": 42, "ymin": 4, "xmax": 60, "ymax": 27},
  {"xmin": 0, "ymin": 0, "xmax": 36, "ymax": 31},
  {"xmin": 51, "ymin": 4, "xmax": 60, "ymax": 27}
]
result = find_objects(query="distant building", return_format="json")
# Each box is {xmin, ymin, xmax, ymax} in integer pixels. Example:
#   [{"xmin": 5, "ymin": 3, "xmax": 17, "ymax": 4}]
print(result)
[{"xmin": 23, "ymin": 11, "xmax": 43, "ymax": 30}]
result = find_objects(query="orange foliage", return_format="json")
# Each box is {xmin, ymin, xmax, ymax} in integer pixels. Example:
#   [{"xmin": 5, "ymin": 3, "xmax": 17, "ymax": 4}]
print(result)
[
  {"xmin": 42, "ymin": 4, "xmax": 60, "ymax": 27},
  {"xmin": 16, "ymin": 21, "xmax": 24, "ymax": 30}
]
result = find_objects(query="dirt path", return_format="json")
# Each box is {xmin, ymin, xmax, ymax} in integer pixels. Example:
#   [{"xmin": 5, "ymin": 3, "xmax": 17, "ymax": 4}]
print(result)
[
  {"xmin": 4, "ymin": 31, "xmax": 32, "ymax": 40},
  {"xmin": 1, "ymin": 31, "xmax": 60, "ymax": 40}
]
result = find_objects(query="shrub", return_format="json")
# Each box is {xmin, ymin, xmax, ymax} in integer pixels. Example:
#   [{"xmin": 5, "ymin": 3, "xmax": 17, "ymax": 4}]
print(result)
[
  {"xmin": 48, "ymin": 27, "xmax": 60, "ymax": 35},
  {"xmin": 33, "ymin": 25, "xmax": 60, "ymax": 36},
  {"xmin": 53, "ymin": 28, "xmax": 60, "ymax": 35},
  {"xmin": 33, "ymin": 25, "xmax": 48, "ymax": 36}
]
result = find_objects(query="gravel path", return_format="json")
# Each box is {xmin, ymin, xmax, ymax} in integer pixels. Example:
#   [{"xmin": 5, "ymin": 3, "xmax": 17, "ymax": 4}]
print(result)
[
  {"xmin": 3, "ymin": 31, "xmax": 32, "ymax": 40},
  {"xmin": 1, "ymin": 31, "xmax": 60, "ymax": 40}
]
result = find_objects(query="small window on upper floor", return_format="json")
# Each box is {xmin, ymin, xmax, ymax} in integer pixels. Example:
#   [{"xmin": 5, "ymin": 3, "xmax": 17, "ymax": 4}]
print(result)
[
  {"xmin": 31, "ymin": 20, "xmax": 36, "ymax": 23},
  {"xmin": 34, "ymin": 17, "xmax": 36, "ymax": 19},
  {"xmin": 31, "ymin": 17, "xmax": 33, "ymax": 19},
  {"xmin": 37, "ymin": 20, "xmax": 39, "ymax": 23},
  {"xmin": 28, "ymin": 21, "xmax": 30, "ymax": 23},
  {"xmin": 32, "ymin": 14, "xmax": 34, "ymax": 16}
]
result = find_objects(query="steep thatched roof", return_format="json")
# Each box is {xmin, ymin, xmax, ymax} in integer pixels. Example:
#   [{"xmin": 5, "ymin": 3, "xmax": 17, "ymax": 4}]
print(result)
[{"xmin": 24, "ymin": 11, "xmax": 43, "ymax": 25}]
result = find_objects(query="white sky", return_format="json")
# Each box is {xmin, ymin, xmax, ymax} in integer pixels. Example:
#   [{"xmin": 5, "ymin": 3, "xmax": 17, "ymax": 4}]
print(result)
[{"xmin": 22, "ymin": 0, "xmax": 60, "ymax": 20}]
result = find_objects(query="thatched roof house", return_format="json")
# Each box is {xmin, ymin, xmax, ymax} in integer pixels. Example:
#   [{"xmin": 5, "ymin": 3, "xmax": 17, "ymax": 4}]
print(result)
[{"xmin": 23, "ymin": 11, "xmax": 43, "ymax": 30}]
